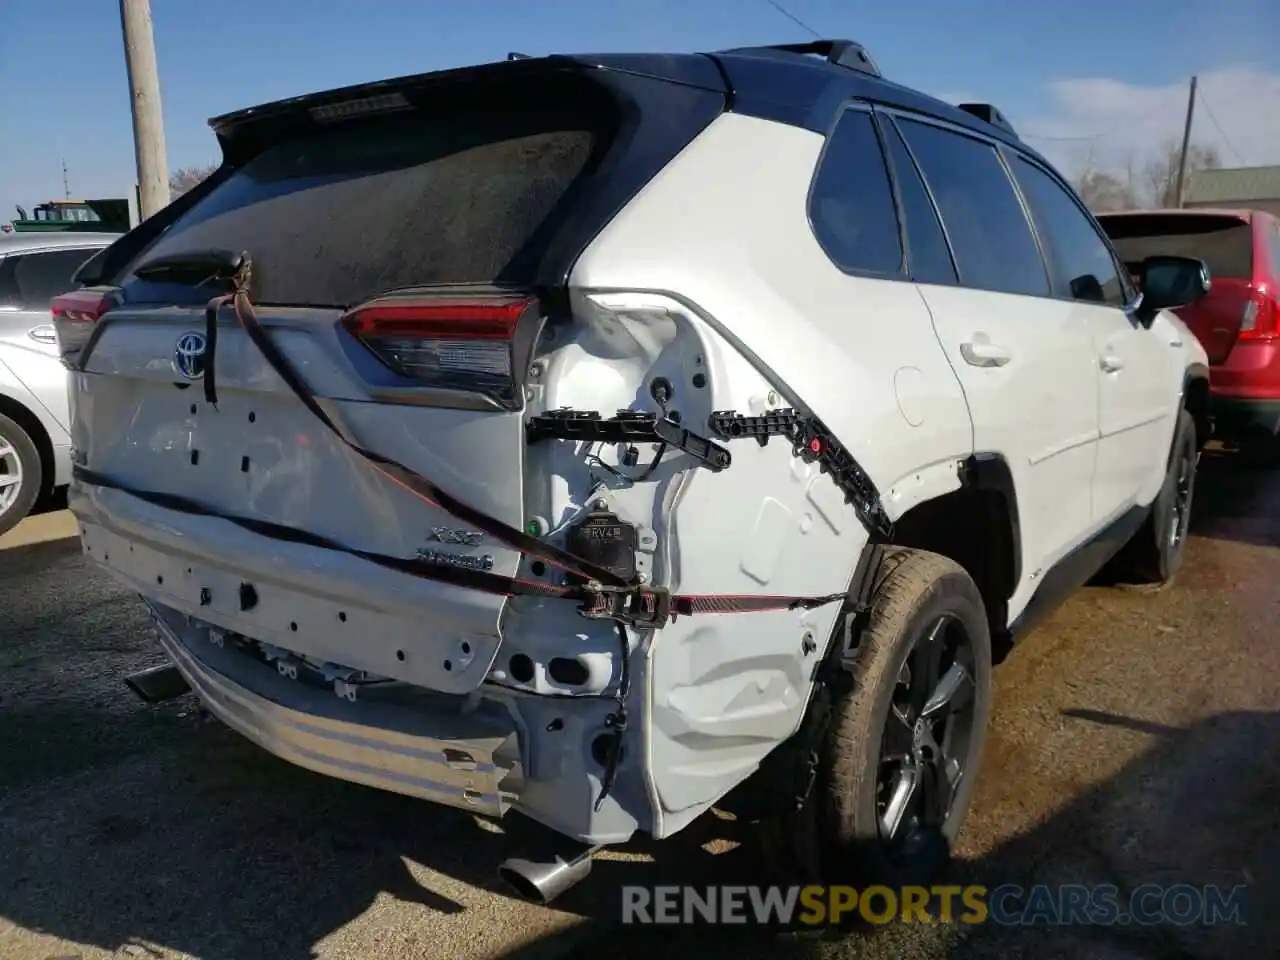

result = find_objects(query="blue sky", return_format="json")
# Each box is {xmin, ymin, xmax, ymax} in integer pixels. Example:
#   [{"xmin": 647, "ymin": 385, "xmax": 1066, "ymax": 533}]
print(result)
[{"xmin": 2, "ymin": 0, "xmax": 1276, "ymax": 220}]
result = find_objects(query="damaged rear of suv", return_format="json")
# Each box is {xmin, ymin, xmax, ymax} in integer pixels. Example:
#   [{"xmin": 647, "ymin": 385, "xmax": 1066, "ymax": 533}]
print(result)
[{"xmin": 63, "ymin": 40, "xmax": 1210, "ymax": 903}]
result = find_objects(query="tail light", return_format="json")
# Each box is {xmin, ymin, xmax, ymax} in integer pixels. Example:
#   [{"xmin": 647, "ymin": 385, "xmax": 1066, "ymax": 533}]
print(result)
[
  {"xmin": 341, "ymin": 293, "xmax": 538, "ymax": 410},
  {"xmin": 50, "ymin": 286, "xmax": 121, "ymax": 366},
  {"xmin": 1237, "ymin": 289, "xmax": 1278, "ymax": 342}
]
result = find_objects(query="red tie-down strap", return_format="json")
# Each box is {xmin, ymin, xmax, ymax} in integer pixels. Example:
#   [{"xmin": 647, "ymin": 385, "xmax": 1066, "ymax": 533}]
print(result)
[
  {"xmin": 72, "ymin": 463, "xmax": 850, "ymax": 628},
  {"xmin": 199, "ymin": 259, "xmax": 860, "ymax": 626},
  {"xmin": 73, "ymin": 260, "xmax": 881, "ymax": 814},
  {"xmin": 73, "ymin": 254, "xmax": 859, "ymax": 628}
]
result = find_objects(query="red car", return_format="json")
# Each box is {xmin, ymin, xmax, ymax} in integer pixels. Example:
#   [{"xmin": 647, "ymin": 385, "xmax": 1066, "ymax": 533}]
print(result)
[{"xmin": 1098, "ymin": 208, "xmax": 1280, "ymax": 462}]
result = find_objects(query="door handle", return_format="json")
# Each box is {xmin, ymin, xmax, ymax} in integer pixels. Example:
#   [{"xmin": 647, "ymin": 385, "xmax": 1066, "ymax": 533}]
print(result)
[
  {"xmin": 28, "ymin": 324, "xmax": 57, "ymax": 345},
  {"xmin": 960, "ymin": 340, "xmax": 1011, "ymax": 367},
  {"xmin": 1099, "ymin": 354, "xmax": 1125, "ymax": 373}
]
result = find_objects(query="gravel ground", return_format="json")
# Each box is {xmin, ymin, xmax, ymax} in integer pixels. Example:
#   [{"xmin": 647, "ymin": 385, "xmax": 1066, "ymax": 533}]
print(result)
[{"xmin": 1, "ymin": 450, "xmax": 1277, "ymax": 960}]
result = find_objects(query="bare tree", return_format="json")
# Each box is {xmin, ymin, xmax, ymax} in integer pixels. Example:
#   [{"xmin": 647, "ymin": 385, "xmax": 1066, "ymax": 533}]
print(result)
[
  {"xmin": 1073, "ymin": 168, "xmax": 1139, "ymax": 213},
  {"xmin": 1142, "ymin": 139, "xmax": 1222, "ymax": 208},
  {"xmin": 1068, "ymin": 146, "xmax": 1140, "ymax": 213},
  {"xmin": 168, "ymin": 164, "xmax": 218, "ymax": 200}
]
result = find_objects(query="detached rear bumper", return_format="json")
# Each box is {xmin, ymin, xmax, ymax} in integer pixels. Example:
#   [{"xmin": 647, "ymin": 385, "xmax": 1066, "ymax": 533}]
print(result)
[
  {"xmin": 1209, "ymin": 395, "xmax": 1280, "ymax": 439},
  {"xmin": 75, "ymin": 503, "xmax": 646, "ymax": 845},
  {"xmin": 147, "ymin": 601, "xmax": 525, "ymax": 818}
]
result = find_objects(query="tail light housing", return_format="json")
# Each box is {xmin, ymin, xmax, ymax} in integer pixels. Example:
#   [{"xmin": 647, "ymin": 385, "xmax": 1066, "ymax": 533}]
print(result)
[
  {"xmin": 341, "ymin": 293, "xmax": 539, "ymax": 410},
  {"xmin": 50, "ymin": 286, "xmax": 121, "ymax": 366},
  {"xmin": 1237, "ymin": 288, "xmax": 1278, "ymax": 342}
]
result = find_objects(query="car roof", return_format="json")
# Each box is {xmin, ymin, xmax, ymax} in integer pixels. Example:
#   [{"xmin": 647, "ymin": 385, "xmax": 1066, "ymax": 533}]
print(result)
[
  {"xmin": 703, "ymin": 46, "xmax": 1039, "ymax": 154},
  {"xmin": 0, "ymin": 232, "xmax": 120, "ymax": 254}
]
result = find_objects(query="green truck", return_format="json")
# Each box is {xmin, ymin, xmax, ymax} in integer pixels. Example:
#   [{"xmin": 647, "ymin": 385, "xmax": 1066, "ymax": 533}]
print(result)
[{"xmin": 7, "ymin": 198, "xmax": 130, "ymax": 234}]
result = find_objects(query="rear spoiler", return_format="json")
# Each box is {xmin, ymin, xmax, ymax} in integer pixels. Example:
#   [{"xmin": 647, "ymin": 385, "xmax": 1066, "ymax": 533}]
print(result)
[{"xmin": 209, "ymin": 54, "xmax": 725, "ymax": 163}]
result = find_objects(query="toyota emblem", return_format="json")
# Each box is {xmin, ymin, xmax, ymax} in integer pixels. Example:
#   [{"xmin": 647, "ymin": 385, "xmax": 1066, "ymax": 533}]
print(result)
[{"xmin": 173, "ymin": 331, "xmax": 207, "ymax": 380}]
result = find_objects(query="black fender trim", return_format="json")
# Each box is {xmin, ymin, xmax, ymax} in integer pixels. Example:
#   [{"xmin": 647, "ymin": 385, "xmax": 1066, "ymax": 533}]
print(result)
[
  {"xmin": 1182, "ymin": 363, "xmax": 1211, "ymax": 447},
  {"xmin": 958, "ymin": 452, "xmax": 1023, "ymax": 592}
]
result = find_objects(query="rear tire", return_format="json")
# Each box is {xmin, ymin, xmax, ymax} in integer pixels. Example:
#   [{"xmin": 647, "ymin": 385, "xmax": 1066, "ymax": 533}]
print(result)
[
  {"xmin": 761, "ymin": 548, "xmax": 992, "ymax": 890},
  {"xmin": 0, "ymin": 413, "xmax": 42, "ymax": 539},
  {"xmin": 1111, "ymin": 409, "xmax": 1197, "ymax": 586}
]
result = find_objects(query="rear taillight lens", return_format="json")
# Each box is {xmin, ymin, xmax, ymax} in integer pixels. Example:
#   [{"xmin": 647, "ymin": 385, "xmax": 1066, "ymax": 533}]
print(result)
[
  {"xmin": 50, "ymin": 286, "xmax": 120, "ymax": 366},
  {"xmin": 341, "ymin": 294, "xmax": 537, "ymax": 410},
  {"xmin": 1237, "ymin": 289, "xmax": 1278, "ymax": 341}
]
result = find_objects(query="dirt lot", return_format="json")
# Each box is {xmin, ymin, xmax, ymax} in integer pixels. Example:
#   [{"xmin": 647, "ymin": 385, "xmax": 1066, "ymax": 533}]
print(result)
[{"xmin": 1, "ymin": 451, "xmax": 1277, "ymax": 960}]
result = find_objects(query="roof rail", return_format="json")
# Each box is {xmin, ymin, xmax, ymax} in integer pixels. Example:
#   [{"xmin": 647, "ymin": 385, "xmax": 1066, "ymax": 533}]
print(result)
[
  {"xmin": 719, "ymin": 39, "xmax": 881, "ymax": 79},
  {"xmin": 956, "ymin": 102, "xmax": 1018, "ymax": 138}
]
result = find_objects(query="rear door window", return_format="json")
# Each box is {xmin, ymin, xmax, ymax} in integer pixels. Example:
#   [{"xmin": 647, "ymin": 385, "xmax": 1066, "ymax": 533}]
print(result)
[
  {"xmin": 1099, "ymin": 213, "xmax": 1255, "ymax": 280},
  {"xmin": 808, "ymin": 108, "xmax": 904, "ymax": 276},
  {"xmin": 880, "ymin": 118, "xmax": 956, "ymax": 285},
  {"xmin": 895, "ymin": 117, "xmax": 1049, "ymax": 298},
  {"xmin": 1010, "ymin": 156, "xmax": 1127, "ymax": 306},
  {"xmin": 0, "ymin": 248, "xmax": 100, "ymax": 309}
]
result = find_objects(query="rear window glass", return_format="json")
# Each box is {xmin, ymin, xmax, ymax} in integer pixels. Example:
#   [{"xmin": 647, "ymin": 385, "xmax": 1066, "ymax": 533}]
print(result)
[
  {"xmin": 126, "ymin": 102, "xmax": 613, "ymax": 306},
  {"xmin": 1099, "ymin": 214, "xmax": 1254, "ymax": 280}
]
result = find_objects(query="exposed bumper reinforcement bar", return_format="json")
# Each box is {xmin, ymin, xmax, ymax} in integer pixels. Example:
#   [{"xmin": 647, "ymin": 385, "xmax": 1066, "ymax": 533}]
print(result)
[{"xmin": 146, "ymin": 603, "xmax": 524, "ymax": 818}]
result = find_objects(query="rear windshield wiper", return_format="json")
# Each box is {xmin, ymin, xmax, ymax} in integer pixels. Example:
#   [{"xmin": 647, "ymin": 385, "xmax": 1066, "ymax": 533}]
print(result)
[{"xmin": 133, "ymin": 248, "xmax": 247, "ymax": 287}]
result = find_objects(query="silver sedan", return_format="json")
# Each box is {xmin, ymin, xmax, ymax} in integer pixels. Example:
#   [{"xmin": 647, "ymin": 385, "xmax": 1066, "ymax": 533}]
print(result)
[{"xmin": 0, "ymin": 232, "xmax": 117, "ymax": 536}]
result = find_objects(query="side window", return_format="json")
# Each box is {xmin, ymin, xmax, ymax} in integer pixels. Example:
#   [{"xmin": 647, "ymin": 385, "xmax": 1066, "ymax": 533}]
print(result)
[
  {"xmin": 896, "ymin": 118, "xmax": 1048, "ymax": 298},
  {"xmin": 880, "ymin": 119, "xmax": 957, "ymax": 285},
  {"xmin": 809, "ymin": 109, "xmax": 904, "ymax": 276},
  {"xmin": 7, "ymin": 249, "xmax": 97, "ymax": 310},
  {"xmin": 1011, "ymin": 157, "xmax": 1127, "ymax": 307},
  {"xmin": 0, "ymin": 258, "xmax": 19, "ymax": 308}
]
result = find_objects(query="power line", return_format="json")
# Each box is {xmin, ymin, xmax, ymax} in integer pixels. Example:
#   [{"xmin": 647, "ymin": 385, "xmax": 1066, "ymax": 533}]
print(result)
[
  {"xmin": 1018, "ymin": 88, "xmax": 1187, "ymax": 145},
  {"xmin": 1020, "ymin": 89, "xmax": 1188, "ymax": 145},
  {"xmin": 764, "ymin": 0, "xmax": 822, "ymax": 38},
  {"xmin": 1196, "ymin": 87, "xmax": 1247, "ymax": 165}
]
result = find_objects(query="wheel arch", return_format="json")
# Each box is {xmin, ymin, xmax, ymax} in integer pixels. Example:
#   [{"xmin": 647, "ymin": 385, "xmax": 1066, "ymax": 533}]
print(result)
[
  {"xmin": 0, "ymin": 392, "xmax": 54, "ymax": 500},
  {"xmin": 1182, "ymin": 363, "xmax": 1210, "ymax": 449},
  {"xmin": 888, "ymin": 453, "xmax": 1021, "ymax": 658}
]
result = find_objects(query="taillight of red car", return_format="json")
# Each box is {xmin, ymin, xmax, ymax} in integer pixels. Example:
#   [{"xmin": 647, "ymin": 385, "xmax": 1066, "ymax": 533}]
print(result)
[
  {"xmin": 341, "ymin": 293, "xmax": 538, "ymax": 410},
  {"xmin": 1237, "ymin": 290, "xmax": 1277, "ymax": 342}
]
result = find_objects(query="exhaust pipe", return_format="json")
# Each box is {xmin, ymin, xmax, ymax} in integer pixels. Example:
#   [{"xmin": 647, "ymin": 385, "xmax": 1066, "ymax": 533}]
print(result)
[
  {"xmin": 125, "ymin": 664, "xmax": 191, "ymax": 703},
  {"xmin": 498, "ymin": 844, "xmax": 602, "ymax": 905}
]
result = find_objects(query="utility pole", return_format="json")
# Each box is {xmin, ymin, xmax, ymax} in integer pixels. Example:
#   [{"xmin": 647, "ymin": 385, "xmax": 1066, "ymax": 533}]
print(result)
[
  {"xmin": 1173, "ymin": 75, "xmax": 1198, "ymax": 208},
  {"xmin": 118, "ymin": 0, "xmax": 169, "ymax": 218},
  {"xmin": 61, "ymin": 159, "xmax": 69, "ymax": 200}
]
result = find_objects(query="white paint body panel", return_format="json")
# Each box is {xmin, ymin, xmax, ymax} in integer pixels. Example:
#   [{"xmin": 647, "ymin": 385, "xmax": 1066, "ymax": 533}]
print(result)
[
  {"xmin": 916, "ymin": 284, "xmax": 1098, "ymax": 615},
  {"xmin": 572, "ymin": 115, "xmax": 975, "ymax": 518},
  {"xmin": 569, "ymin": 114, "xmax": 973, "ymax": 829}
]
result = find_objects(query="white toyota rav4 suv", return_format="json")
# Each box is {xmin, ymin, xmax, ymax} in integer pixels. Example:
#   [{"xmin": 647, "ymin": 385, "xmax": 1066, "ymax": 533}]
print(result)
[{"xmin": 58, "ymin": 41, "xmax": 1210, "ymax": 902}]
